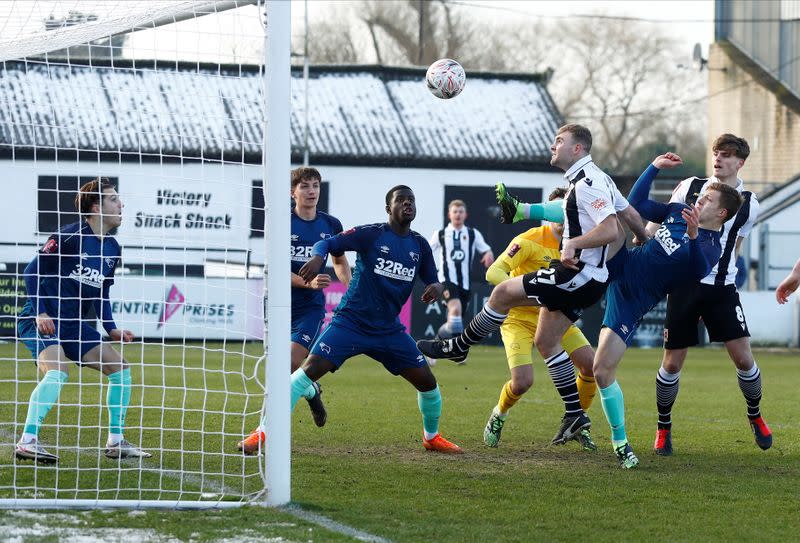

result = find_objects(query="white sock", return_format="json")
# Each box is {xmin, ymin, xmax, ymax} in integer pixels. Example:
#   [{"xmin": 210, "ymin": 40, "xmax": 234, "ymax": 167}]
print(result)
[
  {"xmin": 423, "ymin": 430, "xmax": 438, "ymax": 440},
  {"xmin": 494, "ymin": 406, "xmax": 508, "ymax": 419},
  {"xmin": 21, "ymin": 432, "xmax": 37, "ymax": 444},
  {"xmin": 107, "ymin": 433, "xmax": 123, "ymax": 446}
]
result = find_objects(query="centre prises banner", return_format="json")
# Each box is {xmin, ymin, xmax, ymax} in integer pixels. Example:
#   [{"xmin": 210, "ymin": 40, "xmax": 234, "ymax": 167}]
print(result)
[{"xmin": 111, "ymin": 276, "xmax": 262, "ymax": 340}]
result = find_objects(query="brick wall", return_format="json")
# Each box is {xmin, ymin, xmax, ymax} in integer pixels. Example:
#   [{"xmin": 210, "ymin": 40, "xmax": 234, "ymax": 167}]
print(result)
[{"xmin": 708, "ymin": 43, "xmax": 800, "ymax": 195}]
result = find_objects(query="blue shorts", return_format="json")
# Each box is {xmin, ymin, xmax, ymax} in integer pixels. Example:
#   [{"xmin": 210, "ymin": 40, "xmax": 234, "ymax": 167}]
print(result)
[
  {"xmin": 291, "ymin": 308, "xmax": 325, "ymax": 349},
  {"xmin": 17, "ymin": 317, "xmax": 102, "ymax": 364},
  {"xmin": 309, "ymin": 317, "xmax": 427, "ymax": 375},
  {"xmin": 603, "ymin": 247, "xmax": 663, "ymax": 345}
]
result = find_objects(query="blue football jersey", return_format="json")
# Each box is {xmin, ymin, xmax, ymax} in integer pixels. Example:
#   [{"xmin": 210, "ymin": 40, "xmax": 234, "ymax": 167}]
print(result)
[
  {"xmin": 632, "ymin": 204, "xmax": 722, "ymax": 296},
  {"xmin": 290, "ymin": 210, "xmax": 344, "ymax": 314},
  {"xmin": 315, "ymin": 223, "xmax": 438, "ymax": 333},
  {"xmin": 21, "ymin": 221, "xmax": 121, "ymax": 326}
]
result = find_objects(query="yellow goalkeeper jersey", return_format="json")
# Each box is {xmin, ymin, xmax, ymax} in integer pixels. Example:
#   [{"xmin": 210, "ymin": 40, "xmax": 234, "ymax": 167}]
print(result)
[{"xmin": 489, "ymin": 225, "xmax": 561, "ymax": 321}]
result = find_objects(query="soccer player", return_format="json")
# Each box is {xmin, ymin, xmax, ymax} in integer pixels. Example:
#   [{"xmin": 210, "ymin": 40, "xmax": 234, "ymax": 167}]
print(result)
[
  {"xmin": 242, "ymin": 185, "xmax": 462, "ymax": 455},
  {"xmin": 238, "ymin": 167, "xmax": 351, "ymax": 453},
  {"xmin": 647, "ymin": 135, "xmax": 769, "ymax": 456},
  {"xmin": 593, "ymin": 152, "xmax": 742, "ymax": 468},
  {"xmin": 776, "ymin": 258, "xmax": 800, "ymax": 304},
  {"xmin": 428, "ymin": 200, "xmax": 494, "ymax": 350},
  {"xmin": 419, "ymin": 124, "xmax": 647, "ymax": 445},
  {"xmin": 15, "ymin": 178, "xmax": 149, "ymax": 464},
  {"xmin": 483, "ymin": 187, "xmax": 598, "ymax": 451}
]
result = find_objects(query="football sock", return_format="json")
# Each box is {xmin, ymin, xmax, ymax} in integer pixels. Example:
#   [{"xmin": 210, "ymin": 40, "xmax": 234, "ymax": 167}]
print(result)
[
  {"xmin": 497, "ymin": 380, "xmax": 522, "ymax": 415},
  {"xmin": 23, "ymin": 369, "xmax": 68, "ymax": 437},
  {"xmin": 656, "ymin": 367, "xmax": 681, "ymax": 430},
  {"xmin": 418, "ymin": 385, "xmax": 442, "ymax": 440},
  {"xmin": 576, "ymin": 372, "xmax": 597, "ymax": 411},
  {"xmin": 302, "ymin": 383, "xmax": 317, "ymax": 400},
  {"xmin": 545, "ymin": 351, "xmax": 582, "ymax": 417},
  {"xmin": 737, "ymin": 362, "xmax": 762, "ymax": 420},
  {"xmin": 106, "ymin": 368, "xmax": 131, "ymax": 438},
  {"xmin": 599, "ymin": 381, "xmax": 627, "ymax": 446},
  {"xmin": 260, "ymin": 368, "xmax": 316, "ymax": 430},
  {"xmin": 447, "ymin": 316, "xmax": 463, "ymax": 334},
  {"xmin": 453, "ymin": 305, "xmax": 507, "ymax": 352}
]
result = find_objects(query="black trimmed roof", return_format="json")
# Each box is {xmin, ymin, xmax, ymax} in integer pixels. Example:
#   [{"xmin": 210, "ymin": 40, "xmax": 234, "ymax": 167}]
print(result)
[{"xmin": 0, "ymin": 59, "xmax": 562, "ymax": 170}]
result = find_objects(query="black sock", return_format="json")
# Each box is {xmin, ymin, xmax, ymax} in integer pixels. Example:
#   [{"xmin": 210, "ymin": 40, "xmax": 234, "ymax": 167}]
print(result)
[
  {"xmin": 545, "ymin": 351, "xmax": 582, "ymax": 417},
  {"xmin": 656, "ymin": 367, "xmax": 680, "ymax": 431},
  {"xmin": 452, "ymin": 305, "xmax": 507, "ymax": 352},
  {"xmin": 737, "ymin": 363, "xmax": 762, "ymax": 420}
]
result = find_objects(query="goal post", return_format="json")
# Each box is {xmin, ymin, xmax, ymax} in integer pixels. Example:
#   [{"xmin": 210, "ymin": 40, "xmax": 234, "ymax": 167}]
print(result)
[{"xmin": 0, "ymin": 0, "xmax": 291, "ymax": 509}]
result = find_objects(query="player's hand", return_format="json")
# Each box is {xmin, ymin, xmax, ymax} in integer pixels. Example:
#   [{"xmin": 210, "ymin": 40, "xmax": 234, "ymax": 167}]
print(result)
[
  {"xmin": 36, "ymin": 312, "xmax": 55, "ymax": 335},
  {"xmin": 309, "ymin": 273, "xmax": 331, "ymax": 290},
  {"xmin": 421, "ymin": 283, "xmax": 444, "ymax": 303},
  {"xmin": 652, "ymin": 152, "xmax": 683, "ymax": 169},
  {"xmin": 632, "ymin": 233, "xmax": 650, "ymax": 246},
  {"xmin": 109, "ymin": 329, "xmax": 135, "ymax": 343},
  {"xmin": 682, "ymin": 204, "xmax": 700, "ymax": 239},
  {"xmin": 480, "ymin": 251, "xmax": 495, "ymax": 267},
  {"xmin": 776, "ymin": 273, "xmax": 800, "ymax": 304},
  {"xmin": 560, "ymin": 240, "xmax": 580, "ymax": 270},
  {"xmin": 298, "ymin": 255, "xmax": 324, "ymax": 283}
]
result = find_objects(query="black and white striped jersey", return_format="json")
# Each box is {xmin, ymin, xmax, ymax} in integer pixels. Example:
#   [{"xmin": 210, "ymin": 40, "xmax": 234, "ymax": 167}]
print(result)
[
  {"xmin": 428, "ymin": 224, "xmax": 491, "ymax": 291},
  {"xmin": 669, "ymin": 176, "xmax": 759, "ymax": 287},
  {"xmin": 562, "ymin": 155, "xmax": 629, "ymax": 283}
]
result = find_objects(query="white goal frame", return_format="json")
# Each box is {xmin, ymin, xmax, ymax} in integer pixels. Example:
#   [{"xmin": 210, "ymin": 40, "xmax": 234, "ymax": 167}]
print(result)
[{"xmin": 0, "ymin": 0, "xmax": 291, "ymax": 509}]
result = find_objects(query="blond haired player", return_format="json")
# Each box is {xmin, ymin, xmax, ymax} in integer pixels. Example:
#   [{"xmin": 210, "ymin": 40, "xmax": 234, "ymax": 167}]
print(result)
[{"xmin": 483, "ymin": 187, "xmax": 598, "ymax": 450}]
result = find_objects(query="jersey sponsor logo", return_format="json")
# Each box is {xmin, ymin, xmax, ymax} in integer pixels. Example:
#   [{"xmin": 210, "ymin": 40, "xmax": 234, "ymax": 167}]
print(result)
[
  {"xmin": 654, "ymin": 225, "xmax": 682, "ymax": 255},
  {"xmin": 41, "ymin": 238, "xmax": 58, "ymax": 254},
  {"xmin": 590, "ymin": 198, "xmax": 608, "ymax": 210},
  {"xmin": 506, "ymin": 243, "xmax": 521, "ymax": 258},
  {"xmin": 69, "ymin": 264, "xmax": 104, "ymax": 288},
  {"xmin": 374, "ymin": 257, "xmax": 416, "ymax": 282},
  {"xmin": 290, "ymin": 244, "xmax": 314, "ymax": 262},
  {"xmin": 450, "ymin": 249, "xmax": 465, "ymax": 262}
]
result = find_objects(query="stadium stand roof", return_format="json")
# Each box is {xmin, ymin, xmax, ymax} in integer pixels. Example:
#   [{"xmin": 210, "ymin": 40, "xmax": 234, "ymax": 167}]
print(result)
[{"xmin": 0, "ymin": 59, "xmax": 562, "ymax": 170}]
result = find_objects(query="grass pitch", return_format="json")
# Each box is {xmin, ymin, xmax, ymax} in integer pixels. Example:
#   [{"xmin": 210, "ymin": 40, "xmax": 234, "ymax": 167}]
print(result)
[{"xmin": 1, "ymin": 342, "xmax": 798, "ymax": 542}]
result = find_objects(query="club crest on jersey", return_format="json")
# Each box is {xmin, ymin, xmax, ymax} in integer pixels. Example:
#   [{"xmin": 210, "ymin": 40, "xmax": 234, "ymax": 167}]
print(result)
[
  {"xmin": 409, "ymin": 251, "xmax": 419, "ymax": 262},
  {"xmin": 105, "ymin": 257, "xmax": 116, "ymax": 268},
  {"xmin": 321, "ymin": 232, "xmax": 331, "ymax": 239},
  {"xmin": 319, "ymin": 342, "xmax": 331, "ymax": 354},
  {"xmin": 506, "ymin": 243, "xmax": 521, "ymax": 257},
  {"xmin": 380, "ymin": 245, "xmax": 390, "ymax": 254}
]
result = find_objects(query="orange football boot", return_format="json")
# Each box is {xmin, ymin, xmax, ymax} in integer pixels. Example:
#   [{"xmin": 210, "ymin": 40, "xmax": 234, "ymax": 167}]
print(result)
[
  {"xmin": 422, "ymin": 433, "xmax": 463, "ymax": 454},
  {"xmin": 237, "ymin": 428, "xmax": 265, "ymax": 455}
]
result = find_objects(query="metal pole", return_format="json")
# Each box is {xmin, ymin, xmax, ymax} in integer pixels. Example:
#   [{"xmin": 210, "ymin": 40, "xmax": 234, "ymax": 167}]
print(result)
[
  {"xmin": 303, "ymin": 0, "xmax": 310, "ymax": 166},
  {"xmin": 263, "ymin": 0, "xmax": 291, "ymax": 507}
]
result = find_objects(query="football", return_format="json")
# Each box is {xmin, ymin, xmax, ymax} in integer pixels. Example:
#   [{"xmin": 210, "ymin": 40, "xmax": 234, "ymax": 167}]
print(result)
[{"xmin": 426, "ymin": 58, "xmax": 466, "ymax": 99}]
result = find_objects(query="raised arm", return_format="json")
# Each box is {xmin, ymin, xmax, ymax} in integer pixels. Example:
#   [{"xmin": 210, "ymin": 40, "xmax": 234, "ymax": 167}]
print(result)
[{"xmin": 776, "ymin": 258, "xmax": 800, "ymax": 304}]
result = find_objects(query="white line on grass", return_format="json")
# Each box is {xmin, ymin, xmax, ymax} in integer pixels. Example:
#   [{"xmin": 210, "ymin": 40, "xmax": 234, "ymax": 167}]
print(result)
[
  {"xmin": 2, "ymin": 428, "xmax": 391, "ymax": 542},
  {"xmin": 281, "ymin": 504, "xmax": 391, "ymax": 543}
]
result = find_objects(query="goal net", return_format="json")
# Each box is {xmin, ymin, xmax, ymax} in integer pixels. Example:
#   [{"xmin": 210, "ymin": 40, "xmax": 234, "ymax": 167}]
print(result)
[{"xmin": 0, "ymin": 0, "xmax": 291, "ymax": 508}]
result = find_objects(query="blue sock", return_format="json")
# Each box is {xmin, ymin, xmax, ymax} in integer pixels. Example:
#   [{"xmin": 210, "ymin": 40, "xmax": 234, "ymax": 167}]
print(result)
[
  {"xmin": 448, "ymin": 316, "xmax": 463, "ymax": 334},
  {"xmin": 417, "ymin": 385, "xmax": 442, "ymax": 438},
  {"xmin": 599, "ymin": 381, "xmax": 627, "ymax": 446},
  {"xmin": 260, "ymin": 368, "xmax": 314, "ymax": 430},
  {"xmin": 24, "ymin": 370, "xmax": 68, "ymax": 436},
  {"xmin": 107, "ymin": 368, "xmax": 132, "ymax": 436}
]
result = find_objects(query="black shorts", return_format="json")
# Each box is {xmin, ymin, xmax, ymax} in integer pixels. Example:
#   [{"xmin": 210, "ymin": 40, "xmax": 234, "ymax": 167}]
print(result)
[
  {"xmin": 442, "ymin": 281, "xmax": 471, "ymax": 309},
  {"xmin": 664, "ymin": 283, "xmax": 750, "ymax": 349},
  {"xmin": 521, "ymin": 262, "xmax": 607, "ymax": 322}
]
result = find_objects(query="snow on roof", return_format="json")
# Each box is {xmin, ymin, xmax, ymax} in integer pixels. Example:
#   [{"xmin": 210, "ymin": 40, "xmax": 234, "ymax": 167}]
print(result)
[{"xmin": 0, "ymin": 60, "xmax": 562, "ymax": 169}]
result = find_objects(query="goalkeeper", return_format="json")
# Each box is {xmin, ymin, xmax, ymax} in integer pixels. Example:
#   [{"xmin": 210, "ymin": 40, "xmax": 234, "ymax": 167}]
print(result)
[{"xmin": 16, "ymin": 178, "xmax": 149, "ymax": 464}]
